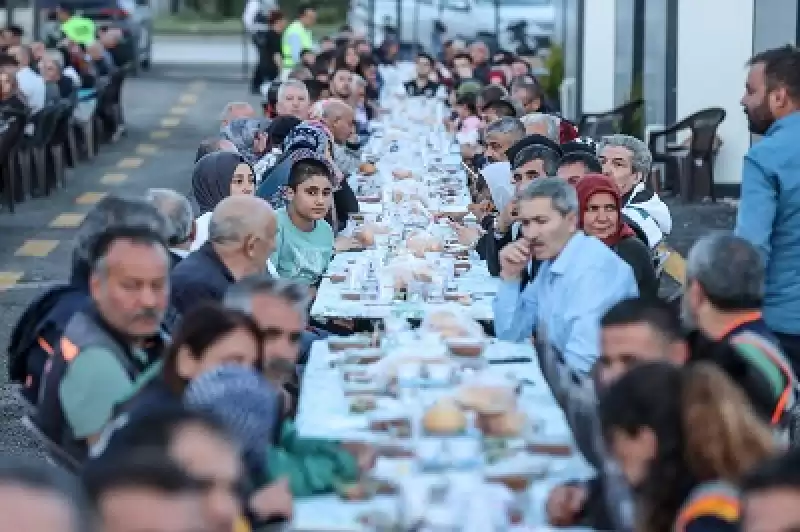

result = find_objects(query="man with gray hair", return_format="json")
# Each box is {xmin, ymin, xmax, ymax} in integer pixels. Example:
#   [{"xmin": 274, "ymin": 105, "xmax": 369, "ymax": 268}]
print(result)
[
  {"xmin": 493, "ymin": 177, "xmax": 637, "ymax": 374},
  {"xmin": 220, "ymin": 102, "xmax": 255, "ymax": 129},
  {"xmin": 225, "ymin": 275, "xmax": 312, "ymax": 371},
  {"xmin": 276, "ymin": 79, "xmax": 310, "ymax": 120},
  {"xmin": 683, "ymin": 232, "xmax": 792, "ymax": 362},
  {"xmin": 484, "ymin": 116, "xmax": 526, "ymax": 162},
  {"xmin": 9, "ymin": 196, "xmax": 171, "ymax": 404},
  {"xmin": 598, "ymin": 134, "xmax": 672, "ymax": 249},
  {"xmin": 171, "ymin": 195, "xmax": 277, "ymax": 315},
  {"xmin": 520, "ymin": 113, "xmax": 560, "ymax": 143},
  {"xmin": 681, "ymin": 231, "xmax": 796, "ymax": 429},
  {"xmin": 146, "ymin": 189, "xmax": 195, "ymax": 269}
]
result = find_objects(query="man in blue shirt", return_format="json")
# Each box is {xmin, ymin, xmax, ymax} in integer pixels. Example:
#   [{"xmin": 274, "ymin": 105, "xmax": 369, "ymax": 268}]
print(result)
[
  {"xmin": 735, "ymin": 45, "xmax": 800, "ymax": 373},
  {"xmin": 493, "ymin": 177, "xmax": 638, "ymax": 374}
]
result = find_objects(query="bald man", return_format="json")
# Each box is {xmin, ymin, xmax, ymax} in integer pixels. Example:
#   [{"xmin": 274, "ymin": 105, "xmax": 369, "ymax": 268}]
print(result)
[
  {"xmin": 321, "ymin": 99, "xmax": 354, "ymax": 145},
  {"xmin": 320, "ymin": 98, "xmax": 361, "ymax": 177},
  {"xmin": 170, "ymin": 195, "xmax": 276, "ymax": 314}
]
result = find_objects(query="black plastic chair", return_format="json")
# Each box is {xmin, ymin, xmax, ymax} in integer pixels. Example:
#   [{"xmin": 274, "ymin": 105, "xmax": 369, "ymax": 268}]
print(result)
[
  {"xmin": 578, "ymin": 99, "xmax": 644, "ymax": 140},
  {"xmin": 17, "ymin": 106, "xmax": 62, "ymax": 197},
  {"xmin": 0, "ymin": 114, "xmax": 26, "ymax": 212},
  {"xmin": 21, "ymin": 415, "xmax": 81, "ymax": 474},
  {"xmin": 46, "ymin": 100, "xmax": 74, "ymax": 191},
  {"xmin": 647, "ymin": 107, "xmax": 726, "ymax": 202}
]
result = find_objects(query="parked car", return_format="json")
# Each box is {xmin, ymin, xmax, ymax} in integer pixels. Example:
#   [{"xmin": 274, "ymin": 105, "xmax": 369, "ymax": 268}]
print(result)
[
  {"xmin": 39, "ymin": 0, "xmax": 152, "ymax": 73},
  {"xmin": 349, "ymin": 0, "xmax": 554, "ymax": 53}
]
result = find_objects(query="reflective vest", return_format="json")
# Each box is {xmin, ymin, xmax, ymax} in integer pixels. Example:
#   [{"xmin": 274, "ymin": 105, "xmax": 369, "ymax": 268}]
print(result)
[
  {"xmin": 36, "ymin": 310, "xmax": 165, "ymax": 463},
  {"xmin": 281, "ymin": 20, "xmax": 313, "ymax": 68},
  {"xmin": 61, "ymin": 15, "xmax": 97, "ymax": 46}
]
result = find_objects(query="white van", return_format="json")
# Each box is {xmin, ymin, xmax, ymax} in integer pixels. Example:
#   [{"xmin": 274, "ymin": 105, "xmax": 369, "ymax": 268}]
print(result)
[{"xmin": 349, "ymin": 0, "xmax": 555, "ymax": 52}]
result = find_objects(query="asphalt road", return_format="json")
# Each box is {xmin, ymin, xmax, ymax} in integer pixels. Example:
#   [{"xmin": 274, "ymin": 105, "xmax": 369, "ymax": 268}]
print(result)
[{"xmin": 0, "ymin": 65, "xmax": 260, "ymax": 459}]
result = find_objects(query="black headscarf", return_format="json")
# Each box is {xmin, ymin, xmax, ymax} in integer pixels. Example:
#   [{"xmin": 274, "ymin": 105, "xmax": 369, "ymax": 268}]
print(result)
[{"xmin": 191, "ymin": 151, "xmax": 251, "ymax": 215}]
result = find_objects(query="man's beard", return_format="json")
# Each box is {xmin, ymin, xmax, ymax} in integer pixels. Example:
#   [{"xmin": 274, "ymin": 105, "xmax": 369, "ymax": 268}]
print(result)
[{"xmin": 745, "ymin": 100, "xmax": 775, "ymax": 135}]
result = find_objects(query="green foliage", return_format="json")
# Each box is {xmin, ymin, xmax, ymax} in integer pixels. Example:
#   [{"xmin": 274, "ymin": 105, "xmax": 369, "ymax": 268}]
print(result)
[
  {"xmin": 627, "ymin": 74, "xmax": 644, "ymax": 139},
  {"xmin": 539, "ymin": 43, "xmax": 564, "ymax": 103}
]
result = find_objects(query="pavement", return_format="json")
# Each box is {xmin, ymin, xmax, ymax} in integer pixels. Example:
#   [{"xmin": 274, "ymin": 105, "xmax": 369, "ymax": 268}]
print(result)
[
  {"xmin": 0, "ymin": 62, "xmax": 261, "ymax": 459},
  {"xmin": 0, "ymin": 37, "xmax": 738, "ymax": 458}
]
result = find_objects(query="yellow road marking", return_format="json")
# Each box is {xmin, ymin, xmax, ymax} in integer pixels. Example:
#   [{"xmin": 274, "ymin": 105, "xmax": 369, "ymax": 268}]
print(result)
[
  {"xmin": 101, "ymin": 173, "xmax": 128, "ymax": 185},
  {"xmin": 118, "ymin": 157, "xmax": 143, "ymax": 169},
  {"xmin": 161, "ymin": 117, "xmax": 181, "ymax": 128},
  {"xmin": 178, "ymin": 93, "xmax": 198, "ymax": 105},
  {"xmin": 188, "ymin": 81, "xmax": 205, "ymax": 90},
  {"xmin": 150, "ymin": 130, "xmax": 170, "ymax": 140},
  {"xmin": 170, "ymin": 106, "xmax": 189, "ymax": 115},
  {"xmin": 50, "ymin": 213, "xmax": 85, "ymax": 228},
  {"xmin": 0, "ymin": 271, "xmax": 23, "ymax": 289},
  {"xmin": 136, "ymin": 144, "xmax": 159, "ymax": 155},
  {"xmin": 15, "ymin": 240, "xmax": 59, "ymax": 257},
  {"xmin": 75, "ymin": 192, "xmax": 107, "ymax": 205}
]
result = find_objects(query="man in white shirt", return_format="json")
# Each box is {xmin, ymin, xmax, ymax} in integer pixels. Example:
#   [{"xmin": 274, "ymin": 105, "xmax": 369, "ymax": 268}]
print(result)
[{"xmin": 8, "ymin": 45, "xmax": 45, "ymax": 115}]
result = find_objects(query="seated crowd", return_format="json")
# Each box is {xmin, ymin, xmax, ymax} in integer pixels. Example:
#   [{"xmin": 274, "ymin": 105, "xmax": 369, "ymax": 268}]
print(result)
[
  {"xmin": 5, "ymin": 31, "xmax": 800, "ymax": 532},
  {"xmin": 0, "ymin": 15, "xmax": 129, "ymax": 154}
]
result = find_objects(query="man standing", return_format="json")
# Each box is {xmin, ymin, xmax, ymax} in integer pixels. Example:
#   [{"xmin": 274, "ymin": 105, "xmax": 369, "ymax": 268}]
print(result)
[
  {"xmin": 736, "ymin": 45, "xmax": 800, "ymax": 371},
  {"xmin": 282, "ymin": 4, "xmax": 316, "ymax": 73}
]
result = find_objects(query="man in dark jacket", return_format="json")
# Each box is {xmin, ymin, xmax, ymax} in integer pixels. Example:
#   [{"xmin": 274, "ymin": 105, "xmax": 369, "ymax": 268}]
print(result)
[
  {"xmin": 170, "ymin": 195, "xmax": 276, "ymax": 315},
  {"xmin": 8, "ymin": 195, "xmax": 170, "ymax": 404}
]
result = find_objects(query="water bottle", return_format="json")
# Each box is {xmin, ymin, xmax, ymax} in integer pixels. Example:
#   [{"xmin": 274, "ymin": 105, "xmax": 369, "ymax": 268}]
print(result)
[{"xmin": 361, "ymin": 263, "xmax": 379, "ymax": 301}]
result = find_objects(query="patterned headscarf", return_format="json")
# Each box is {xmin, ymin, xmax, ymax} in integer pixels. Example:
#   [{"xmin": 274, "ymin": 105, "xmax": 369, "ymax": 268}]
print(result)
[
  {"xmin": 221, "ymin": 118, "xmax": 270, "ymax": 165},
  {"xmin": 184, "ymin": 365, "xmax": 282, "ymax": 478},
  {"xmin": 282, "ymin": 121, "xmax": 329, "ymax": 155}
]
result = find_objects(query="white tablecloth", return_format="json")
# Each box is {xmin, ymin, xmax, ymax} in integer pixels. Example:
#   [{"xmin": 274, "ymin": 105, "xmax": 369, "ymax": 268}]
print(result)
[{"xmin": 289, "ymin": 340, "xmax": 595, "ymax": 530}]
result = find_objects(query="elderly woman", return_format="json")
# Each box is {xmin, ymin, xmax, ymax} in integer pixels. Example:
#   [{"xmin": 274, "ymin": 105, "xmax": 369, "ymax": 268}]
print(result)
[
  {"xmin": 221, "ymin": 117, "xmax": 270, "ymax": 167},
  {"xmin": 39, "ymin": 52, "xmax": 75, "ymax": 103},
  {"xmin": 575, "ymin": 174, "xmax": 658, "ymax": 299}
]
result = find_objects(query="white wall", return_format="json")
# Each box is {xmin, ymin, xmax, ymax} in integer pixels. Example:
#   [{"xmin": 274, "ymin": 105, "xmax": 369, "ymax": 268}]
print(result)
[
  {"xmin": 581, "ymin": 0, "xmax": 616, "ymax": 113},
  {"xmin": 675, "ymin": 0, "xmax": 755, "ymax": 185}
]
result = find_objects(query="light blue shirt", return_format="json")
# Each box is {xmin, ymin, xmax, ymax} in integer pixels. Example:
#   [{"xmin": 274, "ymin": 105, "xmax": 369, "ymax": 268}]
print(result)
[
  {"xmin": 493, "ymin": 231, "xmax": 638, "ymax": 374},
  {"xmin": 735, "ymin": 112, "xmax": 800, "ymax": 335}
]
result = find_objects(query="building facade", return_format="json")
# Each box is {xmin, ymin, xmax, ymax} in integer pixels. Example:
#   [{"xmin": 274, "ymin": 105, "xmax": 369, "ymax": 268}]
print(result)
[{"xmin": 555, "ymin": 0, "xmax": 800, "ymax": 196}]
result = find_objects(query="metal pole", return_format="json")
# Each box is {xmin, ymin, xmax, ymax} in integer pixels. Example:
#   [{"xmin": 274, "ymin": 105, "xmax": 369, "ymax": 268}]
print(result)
[
  {"xmin": 7, "ymin": 0, "xmax": 15, "ymax": 28},
  {"xmin": 494, "ymin": 0, "xmax": 500, "ymax": 48},
  {"xmin": 368, "ymin": 0, "xmax": 375, "ymax": 45},
  {"xmin": 396, "ymin": 0, "xmax": 402, "ymax": 50},
  {"xmin": 242, "ymin": 23, "xmax": 248, "ymax": 81},
  {"xmin": 413, "ymin": 0, "xmax": 419, "ymax": 54}
]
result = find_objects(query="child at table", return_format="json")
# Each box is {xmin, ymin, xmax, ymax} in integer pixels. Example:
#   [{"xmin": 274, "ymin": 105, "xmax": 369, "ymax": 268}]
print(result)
[{"xmin": 271, "ymin": 152, "xmax": 336, "ymax": 285}]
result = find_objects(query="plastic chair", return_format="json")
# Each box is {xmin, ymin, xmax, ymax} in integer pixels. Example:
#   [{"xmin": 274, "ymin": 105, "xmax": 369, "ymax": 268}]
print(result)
[
  {"xmin": 647, "ymin": 107, "xmax": 726, "ymax": 202},
  {"xmin": 47, "ymin": 100, "xmax": 75, "ymax": 190},
  {"xmin": 0, "ymin": 113, "xmax": 26, "ymax": 212},
  {"xmin": 21, "ymin": 415, "xmax": 81, "ymax": 474},
  {"xmin": 578, "ymin": 99, "xmax": 644, "ymax": 140},
  {"xmin": 17, "ymin": 106, "xmax": 62, "ymax": 197}
]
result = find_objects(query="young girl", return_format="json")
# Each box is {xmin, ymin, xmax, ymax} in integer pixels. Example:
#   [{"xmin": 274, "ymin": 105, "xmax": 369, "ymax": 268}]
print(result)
[
  {"xmin": 271, "ymin": 153, "xmax": 336, "ymax": 285},
  {"xmin": 190, "ymin": 151, "xmax": 256, "ymax": 251}
]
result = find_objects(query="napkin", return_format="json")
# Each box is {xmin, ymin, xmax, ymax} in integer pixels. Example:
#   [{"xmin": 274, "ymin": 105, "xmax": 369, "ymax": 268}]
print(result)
[{"xmin": 481, "ymin": 161, "xmax": 515, "ymax": 213}]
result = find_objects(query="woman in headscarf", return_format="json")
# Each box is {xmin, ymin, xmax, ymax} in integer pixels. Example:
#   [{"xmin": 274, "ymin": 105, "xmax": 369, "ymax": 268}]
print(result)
[
  {"xmin": 190, "ymin": 151, "xmax": 256, "ymax": 251},
  {"xmin": 575, "ymin": 174, "xmax": 658, "ymax": 299},
  {"xmin": 256, "ymin": 121, "xmax": 358, "ymax": 233},
  {"xmin": 221, "ymin": 117, "xmax": 270, "ymax": 167}
]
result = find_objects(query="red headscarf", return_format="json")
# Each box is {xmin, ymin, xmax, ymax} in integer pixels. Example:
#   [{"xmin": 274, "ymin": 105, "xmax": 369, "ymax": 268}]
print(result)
[{"xmin": 574, "ymin": 174, "xmax": 637, "ymax": 247}]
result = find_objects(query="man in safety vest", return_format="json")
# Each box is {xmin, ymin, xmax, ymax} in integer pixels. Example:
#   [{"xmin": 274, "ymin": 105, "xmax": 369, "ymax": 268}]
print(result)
[{"xmin": 281, "ymin": 4, "xmax": 316, "ymax": 72}]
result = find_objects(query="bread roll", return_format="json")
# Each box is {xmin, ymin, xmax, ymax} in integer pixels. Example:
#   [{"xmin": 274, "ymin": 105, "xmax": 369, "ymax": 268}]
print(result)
[{"xmin": 423, "ymin": 400, "xmax": 467, "ymax": 435}]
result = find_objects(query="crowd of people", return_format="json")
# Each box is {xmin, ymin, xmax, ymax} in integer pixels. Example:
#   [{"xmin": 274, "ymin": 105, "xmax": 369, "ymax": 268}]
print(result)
[{"xmin": 4, "ymin": 9, "xmax": 800, "ymax": 532}]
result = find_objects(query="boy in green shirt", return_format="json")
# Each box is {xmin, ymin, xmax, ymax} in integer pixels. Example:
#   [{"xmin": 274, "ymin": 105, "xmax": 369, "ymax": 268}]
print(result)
[{"xmin": 271, "ymin": 154, "xmax": 336, "ymax": 285}]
